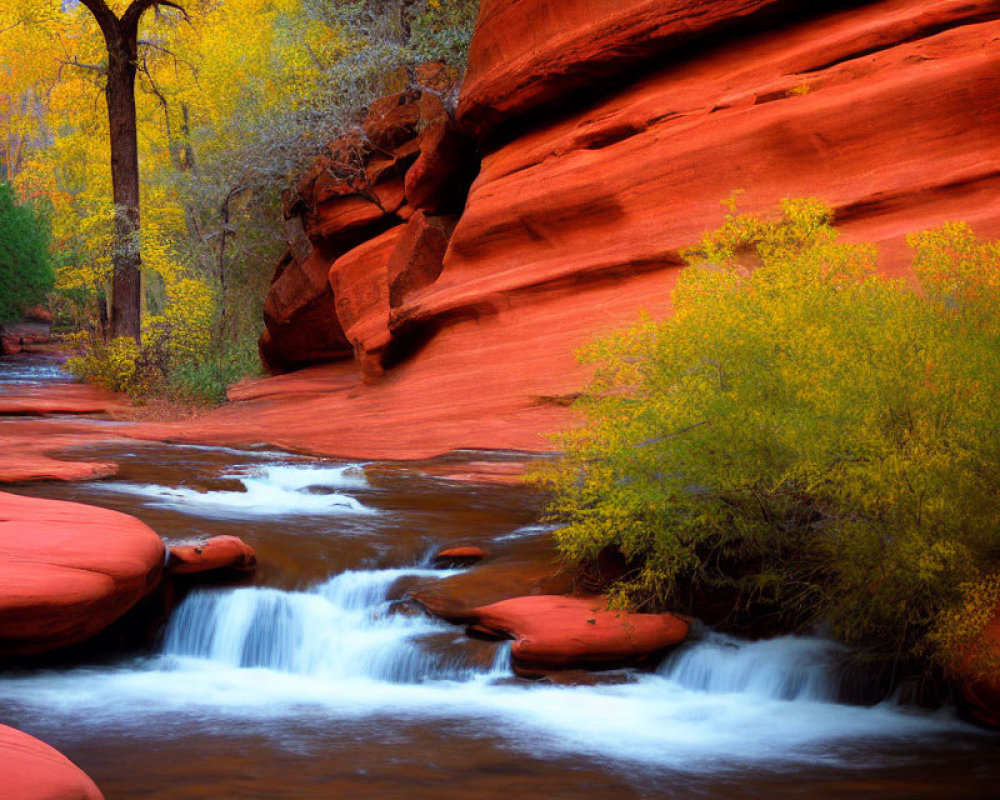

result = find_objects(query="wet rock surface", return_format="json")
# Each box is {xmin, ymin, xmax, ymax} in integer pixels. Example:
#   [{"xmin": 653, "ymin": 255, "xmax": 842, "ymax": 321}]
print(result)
[
  {"xmin": 0, "ymin": 491, "xmax": 164, "ymax": 656},
  {"xmin": 0, "ymin": 724, "xmax": 104, "ymax": 800},
  {"xmin": 466, "ymin": 595, "xmax": 690, "ymax": 676},
  {"xmin": 167, "ymin": 535, "xmax": 258, "ymax": 577}
]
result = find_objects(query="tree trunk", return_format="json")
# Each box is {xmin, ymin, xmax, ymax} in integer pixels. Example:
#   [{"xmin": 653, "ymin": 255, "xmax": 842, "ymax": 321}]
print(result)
[{"xmin": 105, "ymin": 38, "xmax": 142, "ymax": 342}]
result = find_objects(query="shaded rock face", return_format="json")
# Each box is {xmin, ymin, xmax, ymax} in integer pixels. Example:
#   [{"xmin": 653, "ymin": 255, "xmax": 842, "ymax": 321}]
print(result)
[
  {"xmin": 242, "ymin": 0, "xmax": 1000, "ymax": 457},
  {"xmin": 0, "ymin": 492, "xmax": 164, "ymax": 656},
  {"xmin": 456, "ymin": 0, "xmax": 792, "ymax": 140},
  {"xmin": 956, "ymin": 606, "xmax": 1000, "ymax": 727},
  {"xmin": 0, "ymin": 724, "xmax": 103, "ymax": 800},
  {"xmin": 259, "ymin": 85, "xmax": 476, "ymax": 373}
]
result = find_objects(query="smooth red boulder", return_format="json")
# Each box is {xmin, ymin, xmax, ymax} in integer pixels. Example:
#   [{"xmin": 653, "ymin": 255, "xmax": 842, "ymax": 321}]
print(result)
[
  {"xmin": 0, "ymin": 454, "xmax": 117, "ymax": 484},
  {"xmin": 0, "ymin": 724, "xmax": 103, "ymax": 800},
  {"xmin": 469, "ymin": 595, "xmax": 689, "ymax": 673},
  {"xmin": 433, "ymin": 546, "xmax": 488, "ymax": 566},
  {"xmin": 419, "ymin": 460, "xmax": 527, "ymax": 485},
  {"xmin": 0, "ymin": 492, "xmax": 164, "ymax": 656},
  {"xmin": 167, "ymin": 536, "xmax": 256, "ymax": 576}
]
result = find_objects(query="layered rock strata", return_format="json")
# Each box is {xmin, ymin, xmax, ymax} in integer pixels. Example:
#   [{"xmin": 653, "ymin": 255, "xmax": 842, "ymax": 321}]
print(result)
[{"xmin": 208, "ymin": 0, "xmax": 1000, "ymax": 460}]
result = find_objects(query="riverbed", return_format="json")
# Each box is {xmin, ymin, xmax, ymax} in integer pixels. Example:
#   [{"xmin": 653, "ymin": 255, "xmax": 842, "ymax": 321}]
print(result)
[{"xmin": 1, "ymin": 358, "xmax": 997, "ymax": 799}]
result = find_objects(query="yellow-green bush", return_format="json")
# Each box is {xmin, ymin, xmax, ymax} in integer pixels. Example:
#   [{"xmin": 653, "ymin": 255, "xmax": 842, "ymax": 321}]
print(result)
[
  {"xmin": 535, "ymin": 200, "xmax": 1000, "ymax": 670},
  {"xmin": 65, "ymin": 333, "xmax": 162, "ymax": 397},
  {"xmin": 64, "ymin": 270, "xmax": 251, "ymax": 401}
]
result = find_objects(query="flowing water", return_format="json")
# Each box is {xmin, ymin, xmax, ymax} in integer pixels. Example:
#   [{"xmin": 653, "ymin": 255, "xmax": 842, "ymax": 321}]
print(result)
[{"xmin": 1, "ymin": 358, "xmax": 998, "ymax": 799}]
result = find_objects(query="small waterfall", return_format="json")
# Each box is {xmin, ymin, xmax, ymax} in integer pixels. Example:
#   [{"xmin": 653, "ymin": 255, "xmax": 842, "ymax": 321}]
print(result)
[
  {"xmin": 660, "ymin": 632, "xmax": 842, "ymax": 701},
  {"xmin": 163, "ymin": 569, "xmax": 489, "ymax": 683}
]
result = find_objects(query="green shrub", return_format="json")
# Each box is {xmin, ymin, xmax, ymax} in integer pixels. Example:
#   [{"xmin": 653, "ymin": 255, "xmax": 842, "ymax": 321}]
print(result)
[
  {"xmin": 535, "ymin": 199, "xmax": 1000, "ymax": 669},
  {"xmin": 165, "ymin": 332, "xmax": 263, "ymax": 404},
  {"xmin": 0, "ymin": 183, "xmax": 54, "ymax": 321},
  {"xmin": 65, "ymin": 306, "xmax": 261, "ymax": 404}
]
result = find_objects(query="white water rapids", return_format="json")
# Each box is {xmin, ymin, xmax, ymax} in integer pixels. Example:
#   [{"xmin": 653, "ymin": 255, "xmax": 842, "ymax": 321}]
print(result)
[
  {"xmin": 0, "ymin": 456, "xmax": 980, "ymax": 777},
  {"xmin": 0, "ymin": 565, "xmax": 972, "ymax": 771},
  {"xmin": 94, "ymin": 463, "xmax": 376, "ymax": 517}
]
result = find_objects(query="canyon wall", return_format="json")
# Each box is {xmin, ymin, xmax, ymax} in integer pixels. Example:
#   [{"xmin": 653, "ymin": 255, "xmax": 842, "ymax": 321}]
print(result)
[{"xmin": 224, "ymin": 0, "xmax": 1000, "ymax": 458}]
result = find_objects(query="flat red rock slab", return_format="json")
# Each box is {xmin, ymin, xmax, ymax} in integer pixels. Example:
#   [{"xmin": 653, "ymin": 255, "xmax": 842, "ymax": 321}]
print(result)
[
  {"xmin": 421, "ymin": 461, "xmax": 528, "ymax": 486},
  {"xmin": 433, "ymin": 546, "xmax": 488, "ymax": 565},
  {"xmin": 0, "ymin": 418, "xmax": 125, "ymax": 485},
  {"xmin": 470, "ymin": 595, "xmax": 689, "ymax": 672},
  {"xmin": 0, "ymin": 724, "xmax": 103, "ymax": 800},
  {"xmin": 167, "ymin": 535, "xmax": 257, "ymax": 575},
  {"xmin": 0, "ymin": 491, "xmax": 164, "ymax": 656},
  {"xmin": 0, "ymin": 384, "xmax": 126, "ymax": 416},
  {"xmin": 0, "ymin": 454, "xmax": 118, "ymax": 484}
]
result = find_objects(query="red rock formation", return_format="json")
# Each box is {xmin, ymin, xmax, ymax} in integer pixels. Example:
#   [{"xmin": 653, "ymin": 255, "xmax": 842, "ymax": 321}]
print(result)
[
  {"xmin": 145, "ymin": 0, "xmax": 1000, "ymax": 463},
  {"xmin": 167, "ymin": 535, "xmax": 257, "ymax": 576},
  {"xmin": 0, "ymin": 394, "xmax": 127, "ymax": 484},
  {"xmin": 412, "ymin": 535, "xmax": 573, "ymax": 620},
  {"xmin": 0, "ymin": 383, "xmax": 126, "ymax": 416},
  {"xmin": 399, "ymin": 0, "xmax": 1000, "ymax": 336},
  {"xmin": 387, "ymin": 211, "xmax": 456, "ymax": 309},
  {"xmin": 260, "ymin": 84, "xmax": 475, "ymax": 373},
  {"xmin": 260, "ymin": 248, "xmax": 353, "ymax": 373},
  {"xmin": 22, "ymin": 306, "xmax": 53, "ymax": 323},
  {"xmin": 0, "ymin": 492, "xmax": 164, "ymax": 656},
  {"xmin": 956, "ymin": 605, "xmax": 1000, "ymax": 727},
  {"xmin": 457, "ymin": 0, "xmax": 790, "ymax": 139},
  {"xmin": 432, "ymin": 545, "xmax": 488, "ymax": 566},
  {"xmin": 0, "ymin": 724, "xmax": 103, "ymax": 800},
  {"xmin": 0, "ymin": 452, "xmax": 117, "ymax": 484},
  {"xmin": 468, "ymin": 595, "xmax": 689, "ymax": 674},
  {"xmin": 328, "ymin": 226, "xmax": 406, "ymax": 378}
]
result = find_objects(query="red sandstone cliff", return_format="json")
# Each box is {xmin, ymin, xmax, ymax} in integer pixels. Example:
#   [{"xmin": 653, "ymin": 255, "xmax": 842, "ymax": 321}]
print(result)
[{"xmin": 145, "ymin": 0, "xmax": 1000, "ymax": 459}]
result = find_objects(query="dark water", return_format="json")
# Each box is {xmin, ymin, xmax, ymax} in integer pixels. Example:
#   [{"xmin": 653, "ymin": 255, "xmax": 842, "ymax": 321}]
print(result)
[{"xmin": 1, "ymin": 358, "xmax": 998, "ymax": 799}]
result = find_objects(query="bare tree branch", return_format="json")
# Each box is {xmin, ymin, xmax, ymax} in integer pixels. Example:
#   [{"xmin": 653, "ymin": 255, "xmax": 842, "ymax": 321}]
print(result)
[
  {"xmin": 122, "ymin": 0, "xmax": 190, "ymax": 38},
  {"xmin": 78, "ymin": 0, "xmax": 119, "ymax": 43},
  {"xmin": 58, "ymin": 57, "xmax": 108, "ymax": 76}
]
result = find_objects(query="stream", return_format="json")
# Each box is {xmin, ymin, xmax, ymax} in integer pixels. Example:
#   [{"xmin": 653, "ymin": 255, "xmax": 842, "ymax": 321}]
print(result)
[{"xmin": 1, "ymin": 358, "xmax": 998, "ymax": 799}]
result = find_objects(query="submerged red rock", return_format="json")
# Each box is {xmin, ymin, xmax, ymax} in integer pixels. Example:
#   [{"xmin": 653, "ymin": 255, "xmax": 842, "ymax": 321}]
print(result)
[
  {"xmin": 167, "ymin": 535, "xmax": 257, "ymax": 576},
  {"xmin": 0, "ymin": 492, "xmax": 164, "ymax": 656},
  {"xmin": 468, "ymin": 595, "xmax": 689, "ymax": 674},
  {"xmin": 0, "ymin": 724, "xmax": 103, "ymax": 800}
]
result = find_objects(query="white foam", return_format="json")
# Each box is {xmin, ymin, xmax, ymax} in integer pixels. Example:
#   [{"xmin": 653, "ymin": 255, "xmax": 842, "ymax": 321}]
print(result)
[
  {"xmin": 0, "ymin": 570, "xmax": 976, "ymax": 771},
  {"xmin": 94, "ymin": 463, "xmax": 374, "ymax": 517}
]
